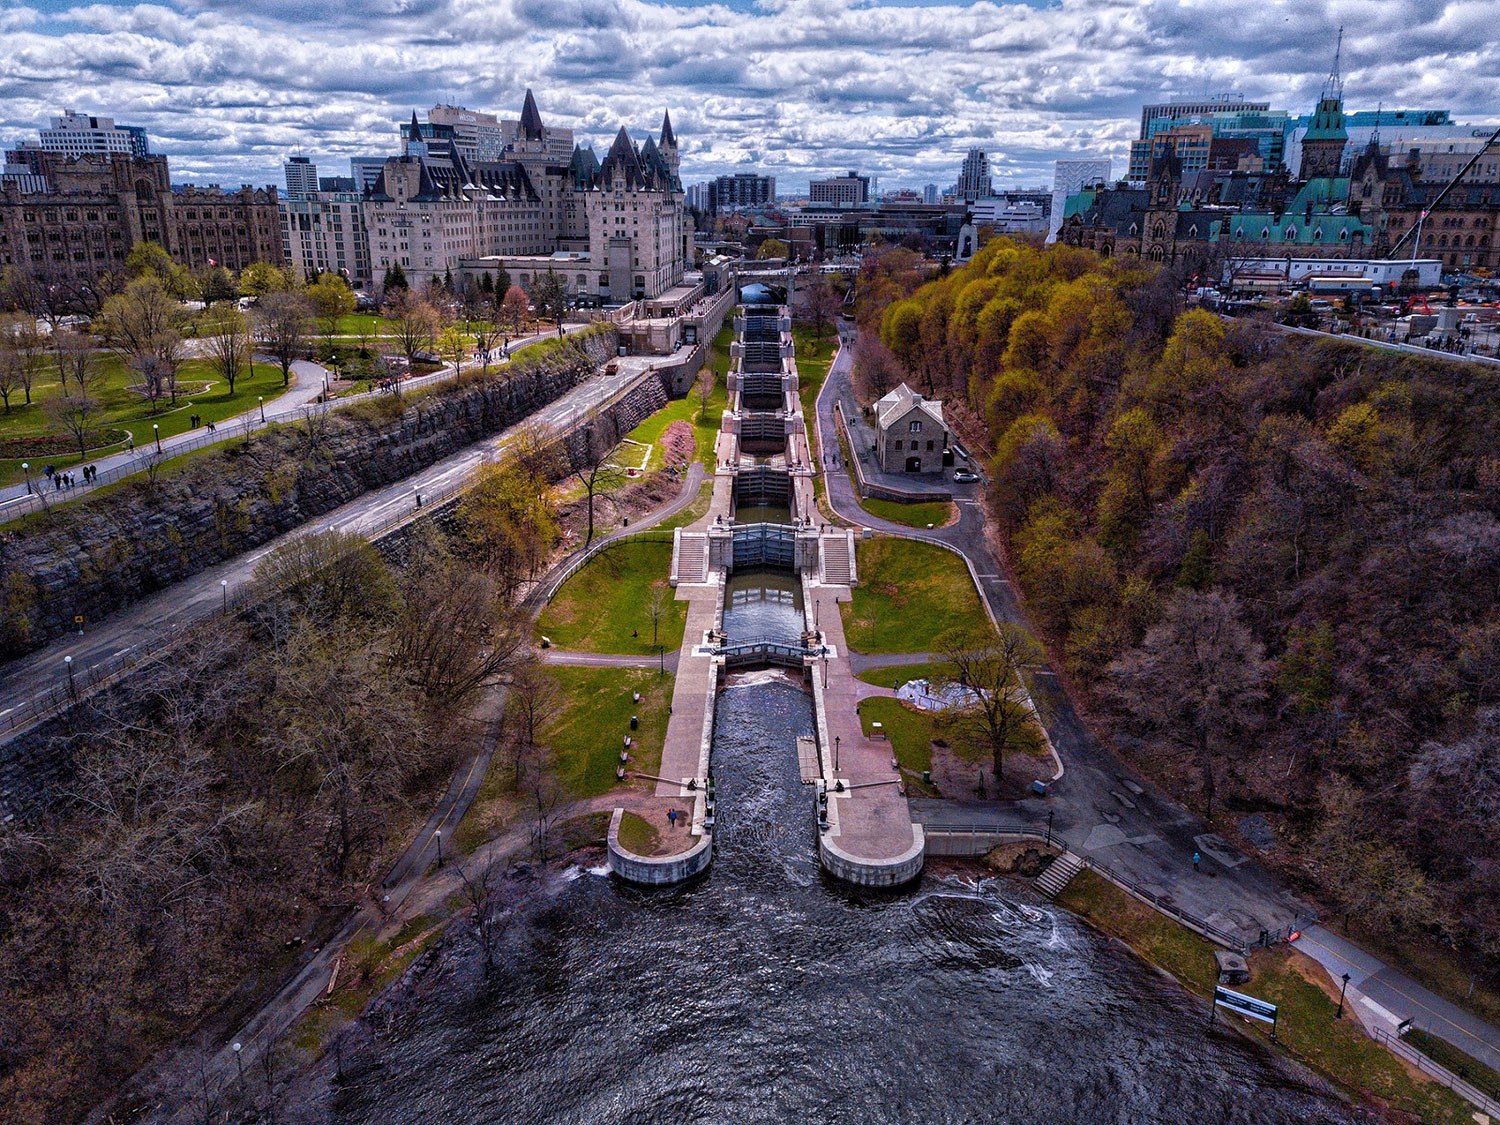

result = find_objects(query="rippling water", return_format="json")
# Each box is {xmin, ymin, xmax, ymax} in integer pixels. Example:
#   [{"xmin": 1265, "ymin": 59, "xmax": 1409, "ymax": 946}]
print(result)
[{"xmin": 322, "ymin": 677, "xmax": 1355, "ymax": 1125}]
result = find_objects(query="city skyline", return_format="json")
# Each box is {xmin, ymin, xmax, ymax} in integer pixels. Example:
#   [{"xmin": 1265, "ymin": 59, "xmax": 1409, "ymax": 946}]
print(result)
[{"xmin": 2, "ymin": 0, "xmax": 1496, "ymax": 192}]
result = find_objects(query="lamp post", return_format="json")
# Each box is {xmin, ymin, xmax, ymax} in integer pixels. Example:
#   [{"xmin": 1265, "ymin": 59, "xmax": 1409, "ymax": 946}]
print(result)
[
  {"xmin": 815, "ymin": 598, "xmax": 821, "ymax": 629},
  {"xmin": 221, "ymin": 579, "xmax": 228, "ymax": 614},
  {"xmin": 21, "ymin": 462, "xmax": 30, "ymax": 495},
  {"xmin": 258, "ymin": 395, "xmax": 265, "ymax": 423},
  {"xmin": 64, "ymin": 655, "xmax": 75, "ymax": 698},
  {"xmin": 834, "ymin": 735, "xmax": 840, "ymax": 773},
  {"xmin": 1336, "ymin": 972, "xmax": 1351, "ymax": 1020},
  {"xmin": 1046, "ymin": 809, "xmax": 1054, "ymax": 848},
  {"xmin": 152, "ymin": 423, "xmax": 160, "ymax": 453},
  {"xmin": 434, "ymin": 829, "xmax": 443, "ymax": 868},
  {"xmin": 657, "ymin": 643, "xmax": 666, "ymax": 678},
  {"xmin": 232, "ymin": 1041, "xmax": 244, "ymax": 1082}
]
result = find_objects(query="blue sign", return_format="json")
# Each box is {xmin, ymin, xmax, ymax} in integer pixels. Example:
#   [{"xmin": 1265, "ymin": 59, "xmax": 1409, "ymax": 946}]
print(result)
[{"xmin": 1215, "ymin": 986, "xmax": 1278, "ymax": 1024}]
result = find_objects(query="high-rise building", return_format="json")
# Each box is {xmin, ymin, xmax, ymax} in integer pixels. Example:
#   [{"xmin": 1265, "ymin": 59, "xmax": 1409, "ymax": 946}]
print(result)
[
  {"xmin": 922, "ymin": 183, "xmax": 939, "ymax": 204},
  {"xmin": 283, "ymin": 156, "xmax": 319, "ymax": 200},
  {"xmin": 808, "ymin": 171, "xmax": 870, "ymax": 208},
  {"xmin": 1139, "ymin": 95, "xmax": 1270, "ymax": 139},
  {"xmin": 281, "ymin": 188, "xmax": 370, "ymax": 284},
  {"xmin": 37, "ymin": 111, "xmax": 142, "ymax": 159},
  {"xmin": 1049, "ymin": 158, "xmax": 1111, "ymax": 242},
  {"xmin": 428, "ymin": 104, "xmax": 507, "ymax": 163},
  {"xmin": 957, "ymin": 148, "xmax": 993, "ymax": 201},
  {"xmin": 706, "ymin": 173, "xmax": 776, "ymax": 213},
  {"xmin": 350, "ymin": 157, "xmax": 387, "ymax": 196}
]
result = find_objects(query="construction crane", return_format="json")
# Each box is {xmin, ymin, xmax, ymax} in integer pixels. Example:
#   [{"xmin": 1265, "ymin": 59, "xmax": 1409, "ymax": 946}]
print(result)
[{"xmin": 1385, "ymin": 123, "xmax": 1500, "ymax": 262}]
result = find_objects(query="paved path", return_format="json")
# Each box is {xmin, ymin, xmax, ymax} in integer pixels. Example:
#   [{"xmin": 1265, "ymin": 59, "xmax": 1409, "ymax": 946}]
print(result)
[
  {"xmin": 0, "ymin": 363, "xmax": 652, "ymax": 721},
  {"xmin": 818, "ymin": 322, "xmax": 1500, "ymax": 1062},
  {"xmin": 0, "ymin": 325, "xmax": 591, "ymax": 523},
  {"xmin": 542, "ymin": 649, "xmax": 682, "ymax": 672},
  {"xmin": 1294, "ymin": 924, "xmax": 1500, "ymax": 1073}
]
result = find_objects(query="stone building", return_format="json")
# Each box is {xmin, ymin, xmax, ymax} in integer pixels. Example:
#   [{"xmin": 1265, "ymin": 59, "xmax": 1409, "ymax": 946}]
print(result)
[
  {"xmin": 0, "ymin": 147, "xmax": 282, "ymax": 286},
  {"xmin": 874, "ymin": 383, "xmax": 951, "ymax": 474}
]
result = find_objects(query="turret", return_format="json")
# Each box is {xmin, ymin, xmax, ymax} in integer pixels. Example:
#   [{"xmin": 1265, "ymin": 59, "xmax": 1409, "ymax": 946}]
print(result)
[{"xmin": 659, "ymin": 109, "xmax": 679, "ymax": 175}]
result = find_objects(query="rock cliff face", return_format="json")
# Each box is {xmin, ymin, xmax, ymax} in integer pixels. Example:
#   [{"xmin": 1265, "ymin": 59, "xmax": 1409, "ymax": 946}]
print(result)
[{"xmin": 0, "ymin": 327, "xmax": 618, "ymax": 661}]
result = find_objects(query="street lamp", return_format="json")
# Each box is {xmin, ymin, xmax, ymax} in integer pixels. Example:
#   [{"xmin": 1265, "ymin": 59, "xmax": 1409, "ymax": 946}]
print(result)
[
  {"xmin": 258, "ymin": 395, "xmax": 265, "ymax": 423},
  {"xmin": 21, "ymin": 462, "xmax": 30, "ymax": 495},
  {"xmin": 152, "ymin": 423, "xmax": 161, "ymax": 453},
  {"xmin": 1336, "ymin": 972, "xmax": 1351, "ymax": 1020},
  {"xmin": 232, "ymin": 1041, "xmax": 244, "ymax": 1082},
  {"xmin": 64, "ymin": 655, "xmax": 75, "ymax": 698},
  {"xmin": 434, "ymin": 829, "xmax": 443, "ymax": 868},
  {"xmin": 657, "ymin": 643, "xmax": 666, "ymax": 678},
  {"xmin": 221, "ymin": 579, "xmax": 228, "ymax": 614},
  {"xmin": 834, "ymin": 735, "xmax": 840, "ymax": 773}
]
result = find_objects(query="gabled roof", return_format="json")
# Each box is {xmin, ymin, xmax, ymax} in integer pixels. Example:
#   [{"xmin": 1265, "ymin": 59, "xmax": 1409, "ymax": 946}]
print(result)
[
  {"xmin": 876, "ymin": 382, "xmax": 946, "ymax": 431},
  {"xmin": 519, "ymin": 89, "xmax": 545, "ymax": 142}
]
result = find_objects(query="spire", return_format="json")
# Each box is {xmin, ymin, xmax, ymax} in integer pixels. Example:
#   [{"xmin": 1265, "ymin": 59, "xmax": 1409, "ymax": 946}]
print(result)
[
  {"xmin": 519, "ymin": 88, "xmax": 544, "ymax": 142},
  {"xmin": 1372, "ymin": 99, "xmax": 1382, "ymax": 146},
  {"xmin": 1322, "ymin": 25, "xmax": 1344, "ymax": 101},
  {"xmin": 660, "ymin": 109, "xmax": 676, "ymax": 148},
  {"xmin": 410, "ymin": 110, "xmax": 422, "ymax": 138}
]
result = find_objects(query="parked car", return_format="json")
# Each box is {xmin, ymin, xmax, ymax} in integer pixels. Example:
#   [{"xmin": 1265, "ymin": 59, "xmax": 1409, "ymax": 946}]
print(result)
[{"xmin": 953, "ymin": 470, "xmax": 979, "ymax": 483}]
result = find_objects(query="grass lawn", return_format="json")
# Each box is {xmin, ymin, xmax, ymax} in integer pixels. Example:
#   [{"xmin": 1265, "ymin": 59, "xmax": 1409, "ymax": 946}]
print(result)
[
  {"xmin": 1057, "ymin": 870, "xmax": 1475, "ymax": 1124},
  {"xmin": 858, "ymin": 496, "xmax": 956, "ymax": 529},
  {"xmin": 537, "ymin": 539, "xmax": 684, "ymax": 654},
  {"xmin": 1405, "ymin": 1029, "xmax": 1500, "ymax": 1102},
  {"xmin": 0, "ymin": 351, "xmax": 290, "ymax": 486},
  {"xmin": 793, "ymin": 324, "xmax": 834, "ymax": 424},
  {"xmin": 620, "ymin": 359, "xmax": 726, "ymax": 471},
  {"xmin": 841, "ymin": 537, "xmax": 991, "ymax": 653},
  {"xmin": 656, "ymin": 479, "xmax": 714, "ymax": 531},
  {"xmin": 540, "ymin": 666, "xmax": 673, "ymax": 798},
  {"xmin": 859, "ymin": 696, "xmax": 941, "ymax": 774},
  {"xmin": 856, "ymin": 661, "xmax": 954, "ymax": 689}
]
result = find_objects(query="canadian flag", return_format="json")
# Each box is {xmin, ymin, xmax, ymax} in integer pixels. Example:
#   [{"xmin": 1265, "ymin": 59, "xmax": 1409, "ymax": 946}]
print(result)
[
  {"xmin": 1419, "ymin": 210, "xmax": 1430, "ymax": 222},
  {"xmin": 208, "ymin": 257, "xmax": 218, "ymax": 266}
]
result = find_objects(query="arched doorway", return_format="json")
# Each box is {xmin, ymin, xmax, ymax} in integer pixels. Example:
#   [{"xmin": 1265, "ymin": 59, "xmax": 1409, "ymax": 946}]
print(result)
[{"xmin": 905, "ymin": 456, "xmax": 922, "ymax": 473}]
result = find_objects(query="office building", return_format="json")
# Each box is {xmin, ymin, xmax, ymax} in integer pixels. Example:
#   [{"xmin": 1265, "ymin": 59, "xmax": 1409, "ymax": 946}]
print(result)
[
  {"xmin": 1049, "ymin": 158, "xmax": 1111, "ymax": 241},
  {"xmin": 281, "ymin": 189, "xmax": 370, "ymax": 283},
  {"xmin": 283, "ymin": 156, "xmax": 319, "ymax": 200},
  {"xmin": 707, "ymin": 173, "xmax": 776, "ymax": 213},
  {"xmin": 809, "ymin": 171, "xmax": 871, "ymax": 208},
  {"xmin": 957, "ymin": 148, "xmax": 992, "ymax": 201},
  {"xmin": 36, "ymin": 111, "xmax": 142, "ymax": 159}
]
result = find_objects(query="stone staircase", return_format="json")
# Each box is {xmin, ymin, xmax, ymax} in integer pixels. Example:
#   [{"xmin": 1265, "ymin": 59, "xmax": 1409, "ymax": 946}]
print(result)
[
  {"xmin": 671, "ymin": 531, "xmax": 709, "ymax": 586},
  {"xmin": 1034, "ymin": 851, "xmax": 1085, "ymax": 899},
  {"xmin": 819, "ymin": 532, "xmax": 854, "ymax": 586}
]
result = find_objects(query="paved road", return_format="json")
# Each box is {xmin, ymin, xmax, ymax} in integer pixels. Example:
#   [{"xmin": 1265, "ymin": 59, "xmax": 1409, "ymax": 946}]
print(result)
[
  {"xmin": 0, "ymin": 325, "xmax": 591, "ymax": 523},
  {"xmin": 820, "ymin": 321, "xmax": 1500, "ymax": 1065},
  {"xmin": 0, "ymin": 362, "xmax": 650, "ymax": 719}
]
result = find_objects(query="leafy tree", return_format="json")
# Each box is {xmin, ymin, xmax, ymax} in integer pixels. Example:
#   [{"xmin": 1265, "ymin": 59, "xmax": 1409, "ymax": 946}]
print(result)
[
  {"xmin": 239, "ymin": 261, "xmax": 290, "ymax": 298},
  {"xmin": 935, "ymin": 623, "xmax": 1043, "ymax": 781},
  {"xmin": 196, "ymin": 265, "xmax": 237, "ymax": 305},
  {"xmin": 458, "ymin": 453, "xmax": 560, "ymax": 595},
  {"xmin": 756, "ymin": 238, "xmax": 789, "ymax": 260},
  {"xmin": 530, "ymin": 270, "xmax": 568, "ymax": 327},
  {"xmin": 386, "ymin": 290, "xmax": 441, "ymax": 364},
  {"xmin": 500, "ymin": 284, "xmax": 529, "ymax": 337},
  {"xmin": 123, "ymin": 241, "xmax": 194, "ymax": 298},
  {"xmin": 306, "ymin": 273, "xmax": 355, "ymax": 347},
  {"xmin": 437, "ymin": 324, "xmax": 469, "ymax": 376}
]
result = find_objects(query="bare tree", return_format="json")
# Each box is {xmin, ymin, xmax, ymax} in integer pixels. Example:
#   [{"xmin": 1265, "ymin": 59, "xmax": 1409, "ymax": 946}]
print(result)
[
  {"xmin": 8, "ymin": 315, "xmax": 47, "ymax": 405},
  {"xmin": 52, "ymin": 329, "xmax": 99, "ymax": 397},
  {"xmin": 0, "ymin": 334, "xmax": 22, "ymax": 412},
  {"xmin": 454, "ymin": 850, "xmax": 508, "ymax": 975},
  {"xmin": 507, "ymin": 656, "xmax": 556, "ymax": 786},
  {"xmin": 935, "ymin": 624, "xmax": 1043, "ymax": 781},
  {"xmin": 97, "ymin": 275, "xmax": 184, "ymax": 411},
  {"xmin": 390, "ymin": 559, "xmax": 529, "ymax": 705},
  {"xmin": 1106, "ymin": 589, "xmax": 1268, "ymax": 821},
  {"xmin": 500, "ymin": 284, "xmax": 529, "ymax": 338},
  {"xmin": 647, "ymin": 584, "xmax": 668, "ymax": 647},
  {"xmin": 570, "ymin": 413, "xmax": 625, "ymax": 547},
  {"xmin": 801, "ymin": 275, "xmax": 842, "ymax": 343},
  {"xmin": 200, "ymin": 305, "xmax": 251, "ymax": 397},
  {"xmin": 45, "ymin": 372, "xmax": 103, "ymax": 462},
  {"xmin": 694, "ymin": 363, "xmax": 714, "ymax": 423},
  {"xmin": 386, "ymin": 290, "xmax": 441, "ymax": 365},
  {"xmin": 253, "ymin": 290, "xmax": 313, "ymax": 387}
]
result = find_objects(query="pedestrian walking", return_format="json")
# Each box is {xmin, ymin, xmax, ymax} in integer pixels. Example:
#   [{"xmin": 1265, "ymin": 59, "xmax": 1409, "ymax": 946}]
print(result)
[
  {"xmin": 668, "ymin": 808, "xmax": 679, "ymax": 828},
  {"xmin": 1192, "ymin": 850, "xmax": 1201, "ymax": 872}
]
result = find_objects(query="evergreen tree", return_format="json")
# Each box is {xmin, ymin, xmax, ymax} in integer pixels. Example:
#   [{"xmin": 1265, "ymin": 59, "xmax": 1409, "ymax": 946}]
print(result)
[
  {"xmin": 479, "ymin": 271, "xmax": 494, "ymax": 294},
  {"xmin": 382, "ymin": 263, "xmax": 409, "ymax": 292}
]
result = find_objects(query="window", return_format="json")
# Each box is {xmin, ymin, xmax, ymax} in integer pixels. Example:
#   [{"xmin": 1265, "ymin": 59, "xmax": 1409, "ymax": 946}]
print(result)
[
  {"xmin": 893, "ymin": 439, "xmax": 903, "ymax": 450},
  {"xmin": 926, "ymin": 440, "xmax": 934, "ymax": 451},
  {"xmin": 908, "ymin": 420, "xmax": 922, "ymax": 432}
]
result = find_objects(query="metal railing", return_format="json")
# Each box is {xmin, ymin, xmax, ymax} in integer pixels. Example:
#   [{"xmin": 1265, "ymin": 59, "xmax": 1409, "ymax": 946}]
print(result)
[
  {"xmin": 1373, "ymin": 1027, "xmax": 1500, "ymax": 1117},
  {"xmin": 921, "ymin": 822, "xmax": 1071, "ymax": 852}
]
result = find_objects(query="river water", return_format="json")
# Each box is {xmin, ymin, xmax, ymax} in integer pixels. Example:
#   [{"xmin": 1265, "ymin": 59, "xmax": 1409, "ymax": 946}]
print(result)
[{"xmin": 319, "ymin": 672, "xmax": 1356, "ymax": 1124}]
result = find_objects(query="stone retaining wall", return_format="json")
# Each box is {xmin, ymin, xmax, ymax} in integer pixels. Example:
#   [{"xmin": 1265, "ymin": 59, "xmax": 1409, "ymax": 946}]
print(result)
[
  {"xmin": 817, "ymin": 826, "xmax": 926, "ymax": 887},
  {"xmin": 0, "ymin": 328, "xmax": 619, "ymax": 661}
]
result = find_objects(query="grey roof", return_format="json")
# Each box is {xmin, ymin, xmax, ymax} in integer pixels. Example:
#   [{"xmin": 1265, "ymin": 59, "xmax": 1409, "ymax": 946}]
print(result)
[{"xmin": 519, "ymin": 89, "xmax": 545, "ymax": 141}]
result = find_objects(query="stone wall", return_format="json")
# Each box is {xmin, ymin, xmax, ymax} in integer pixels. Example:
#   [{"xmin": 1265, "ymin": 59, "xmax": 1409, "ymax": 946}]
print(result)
[
  {"xmin": 606, "ymin": 808, "xmax": 713, "ymax": 885},
  {"xmin": 0, "ymin": 328, "xmax": 619, "ymax": 661}
]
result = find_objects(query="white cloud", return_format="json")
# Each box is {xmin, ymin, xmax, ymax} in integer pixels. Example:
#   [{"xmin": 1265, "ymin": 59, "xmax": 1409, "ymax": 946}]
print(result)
[{"xmin": 0, "ymin": 0, "xmax": 1494, "ymax": 190}]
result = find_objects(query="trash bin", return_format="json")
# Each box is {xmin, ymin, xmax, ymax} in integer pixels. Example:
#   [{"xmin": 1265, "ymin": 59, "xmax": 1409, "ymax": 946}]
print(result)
[
  {"xmin": 922, "ymin": 770, "xmax": 931, "ymax": 784},
  {"xmin": 1030, "ymin": 780, "xmax": 1049, "ymax": 797}
]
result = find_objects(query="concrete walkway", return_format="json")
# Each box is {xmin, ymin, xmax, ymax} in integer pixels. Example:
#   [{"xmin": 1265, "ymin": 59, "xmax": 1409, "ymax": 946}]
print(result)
[{"xmin": 816, "ymin": 322, "xmax": 1500, "ymax": 1063}]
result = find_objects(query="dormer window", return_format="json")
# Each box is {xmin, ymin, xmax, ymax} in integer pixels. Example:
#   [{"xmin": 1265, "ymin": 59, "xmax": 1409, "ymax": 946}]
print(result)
[
  {"xmin": 1284, "ymin": 227, "xmax": 1296, "ymax": 240},
  {"xmin": 1261, "ymin": 227, "xmax": 1270, "ymax": 239},
  {"xmin": 1312, "ymin": 228, "xmax": 1323, "ymax": 240}
]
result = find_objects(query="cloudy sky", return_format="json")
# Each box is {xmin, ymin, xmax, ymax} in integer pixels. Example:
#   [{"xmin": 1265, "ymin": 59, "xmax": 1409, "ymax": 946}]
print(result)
[{"xmin": 2, "ymin": 0, "xmax": 1496, "ymax": 193}]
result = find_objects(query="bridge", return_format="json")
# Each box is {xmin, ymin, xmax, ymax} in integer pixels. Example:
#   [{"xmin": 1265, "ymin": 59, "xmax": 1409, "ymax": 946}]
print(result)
[{"xmin": 710, "ymin": 637, "xmax": 828, "ymax": 669}]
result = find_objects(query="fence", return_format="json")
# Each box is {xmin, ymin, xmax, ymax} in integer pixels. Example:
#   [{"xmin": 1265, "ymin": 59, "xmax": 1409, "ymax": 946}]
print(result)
[{"xmin": 1373, "ymin": 1027, "xmax": 1500, "ymax": 1118}]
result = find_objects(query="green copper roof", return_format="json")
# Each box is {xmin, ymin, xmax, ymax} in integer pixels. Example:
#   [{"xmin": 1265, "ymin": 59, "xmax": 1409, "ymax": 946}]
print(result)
[{"xmin": 1304, "ymin": 95, "xmax": 1347, "ymax": 142}]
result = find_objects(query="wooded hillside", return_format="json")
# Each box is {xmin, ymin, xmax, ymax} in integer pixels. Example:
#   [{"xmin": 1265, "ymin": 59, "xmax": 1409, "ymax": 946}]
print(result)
[{"xmin": 866, "ymin": 239, "xmax": 1500, "ymax": 966}]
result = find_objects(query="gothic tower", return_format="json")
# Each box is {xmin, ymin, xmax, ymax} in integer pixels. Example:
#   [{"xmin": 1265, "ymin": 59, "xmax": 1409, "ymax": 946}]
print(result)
[{"xmin": 1299, "ymin": 28, "xmax": 1348, "ymax": 182}]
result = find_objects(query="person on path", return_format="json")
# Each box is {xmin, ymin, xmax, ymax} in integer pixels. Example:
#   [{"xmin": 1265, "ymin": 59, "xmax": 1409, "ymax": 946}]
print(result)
[
  {"xmin": 1192, "ymin": 850, "xmax": 1201, "ymax": 872},
  {"xmin": 668, "ymin": 808, "xmax": 678, "ymax": 828}
]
